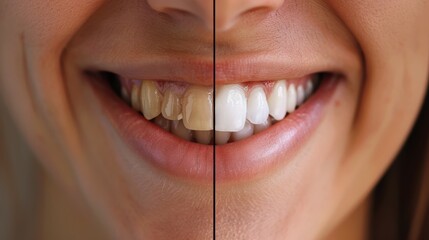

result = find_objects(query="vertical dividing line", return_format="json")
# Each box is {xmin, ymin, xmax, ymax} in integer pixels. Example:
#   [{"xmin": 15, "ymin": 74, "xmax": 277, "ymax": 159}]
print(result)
[{"xmin": 212, "ymin": 0, "xmax": 216, "ymax": 239}]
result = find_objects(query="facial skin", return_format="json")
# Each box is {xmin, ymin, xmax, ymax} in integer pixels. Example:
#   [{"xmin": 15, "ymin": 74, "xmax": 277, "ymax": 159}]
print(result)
[{"xmin": 0, "ymin": 1, "xmax": 428, "ymax": 240}]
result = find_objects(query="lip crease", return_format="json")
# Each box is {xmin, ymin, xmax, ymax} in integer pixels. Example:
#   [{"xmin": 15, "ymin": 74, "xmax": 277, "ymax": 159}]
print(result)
[{"xmin": 87, "ymin": 63, "xmax": 341, "ymax": 182}]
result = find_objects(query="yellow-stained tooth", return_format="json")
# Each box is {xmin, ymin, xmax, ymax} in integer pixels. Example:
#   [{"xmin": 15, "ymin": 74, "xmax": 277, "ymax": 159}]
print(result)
[
  {"xmin": 140, "ymin": 80, "xmax": 163, "ymax": 120},
  {"xmin": 182, "ymin": 86, "xmax": 213, "ymax": 131},
  {"xmin": 194, "ymin": 130, "xmax": 212, "ymax": 144},
  {"xmin": 154, "ymin": 115, "xmax": 170, "ymax": 131},
  {"xmin": 171, "ymin": 120, "xmax": 192, "ymax": 141},
  {"xmin": 162, "ymin": 89, "xmax": 182, "ymax": 120},
  {"xmin": 131, "ymin": 83, "xmax": 141, "ymax": 111}
]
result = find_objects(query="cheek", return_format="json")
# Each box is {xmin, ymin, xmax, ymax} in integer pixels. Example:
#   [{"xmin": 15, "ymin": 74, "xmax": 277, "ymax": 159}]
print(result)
[
  {"xmin": 5, "ymin": 0, "xmax": 104, "ymax": 52},
  {"xmin": 0, "ymin": 1, "xmax": 104, "ymax": 184},
  {"xmin": 338, "ymin": 0, "xmax": 429, "ymax": 181},
  {"xmin": 324, "ymin": 0, "xmax": 429, "ymax": 230}
]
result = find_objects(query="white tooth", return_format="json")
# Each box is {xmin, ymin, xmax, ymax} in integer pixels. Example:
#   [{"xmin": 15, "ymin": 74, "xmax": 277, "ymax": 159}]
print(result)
[
  {"xmin": 215, "ymin": 131, "xmax": 231, "ymax": 145},
  {"xmin": 254, "ymin": 117, "xmax": 272, "ymax": 134},
  {"xmin": 195, "ymin": 130, "xmax": 212, "ymax": 144},
  {"xmin": 131, "ymin": 83, "xmax": 141, "ymax": 111},
  {"xmin": 268, "ymin": 80, "xmax": 287, "ymax": 121},
  {"xmin": 153, "ymin": 115, "xmax": 170, "ymax": 131},
  {"xmin": 171, "ymin": 120, "xmax": 192, "ymax": 141},
  {"xmin": 246, "ymin": 86, "xmax": 269, "ymax": 124},
  {"xmin": 287, "ymin": 84, "xmax": 297, "ymax": 113},
  {"xmin": 305, "ymin": 80, "xmax": 314, "ymax": 99},
  {"xmin": 297, "ymin": 85, "xmax": 305, "ymax": 106},
  {"xmin": 231, "ymin": 121, "xmax": 254, "ymax": 142},
  {"xmin": 215, "ymin": 84, "xmax": 246, "ymax": 132}
]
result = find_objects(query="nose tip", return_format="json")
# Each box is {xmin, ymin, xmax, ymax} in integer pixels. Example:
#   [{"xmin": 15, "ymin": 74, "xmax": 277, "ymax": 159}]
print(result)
[{"xmin": 147, "ymin": 0, "xmax": 284, "ymax": 31}]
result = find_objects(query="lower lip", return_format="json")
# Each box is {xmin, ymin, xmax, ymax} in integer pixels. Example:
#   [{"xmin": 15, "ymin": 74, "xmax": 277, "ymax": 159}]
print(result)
[{"xmin": 88, "ymin": 75, "xmax": 340, "ymax": 182}]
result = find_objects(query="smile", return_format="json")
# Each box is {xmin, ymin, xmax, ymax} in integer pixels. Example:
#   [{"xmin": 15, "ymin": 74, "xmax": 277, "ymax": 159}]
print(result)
[
  {"xmin": 114, "ymin": 74, "xmax": 320, "ymax": 145},
  {"xmin": 85, "ymin": 59, "xmax": 342, "ymax": 181}
]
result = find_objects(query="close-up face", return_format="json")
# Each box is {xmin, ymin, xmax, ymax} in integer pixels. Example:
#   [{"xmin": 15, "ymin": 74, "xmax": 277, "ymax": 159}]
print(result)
[{"xmin": 1, "ymin": 0, "xmax": 428, "ymax": 239}]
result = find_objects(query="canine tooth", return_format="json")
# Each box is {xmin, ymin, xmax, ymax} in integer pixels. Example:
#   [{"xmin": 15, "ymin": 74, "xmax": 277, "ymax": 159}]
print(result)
[
  {"xmin": 162, "ymin": 89, "xmax": 182, "ymax": 120},
  {"xmin": 297, "ymin": 85, "xmax": 305, "ymax": 106},
  {"xmin": 287, "ymin": 84, "xmax": 297, "ymax": 113},
  {"xmin": 254, "ymin": 117, "xmax": 272, "ymax": 134},
  {"xmin": 215, "ymin": 84, "xmax": 246, "ymax": 132},
  {"xmin": 141, "ymin": 80, "xmax": 163, "ymax": 120},
  {"xmin": 231, "ymin": 121, "xmax": 254, "ymax": 142},
  {"xmin": 305, "ymin": 80, "xmax": 314, "ymax": 99},
  {"xmin": 215, "ymin": 131, "xmax": 231, "ymax": 145},
  {"xmin": 171, "ymin": 120, "xmax": 192, "ymax": 141},
  {"xmin": 153, "ymin": 115, "xmax": 170, "ymax": 131},
  {"xmin": 247, "ymin": 86, "xmax": 269, "ymax": 124},
  {"xmin": 268, "ymin": 80, "xmax": 287, "ymax": 120},
  {"xmin": 182, "ymin": 86, "xmax": 213, "ymax": 131},
  {"xmin": 131, "ymin": 83, "xmax": 141, "ymax": 111},
  {"xmin": 195, "ymin": 130, "xmax": 212, "ymax": 144}
]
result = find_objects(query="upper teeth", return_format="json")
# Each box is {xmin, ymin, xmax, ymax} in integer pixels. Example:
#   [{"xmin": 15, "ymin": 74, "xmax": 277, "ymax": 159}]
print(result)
[
  {"xmin": 215, "ymin": 84, "xmax": 247, "ymax": 132},
  {"xmin": 246, "ymin": 86, "xmax": 269, "ymax": 124},
  {"xmin": 141, "ymin": 80, "xmax": 163, "ymax": 120},
  {"xmin": 267, "ymin": 80, "xmax": 288, "ymax": 121},
  {"xmin": 182, "ymin": 86, "xmax": 213, "ymax": 131},
  {"xmin": 124, "ymin": 76, "xmax": 317, "ymax": 144},
  {"xmin": 161, "ymin": 89, "xmax": 182, "ymax": 121}
]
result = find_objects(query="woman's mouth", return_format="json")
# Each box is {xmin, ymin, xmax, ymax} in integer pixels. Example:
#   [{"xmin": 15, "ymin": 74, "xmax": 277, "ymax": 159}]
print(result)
[
  {"xmin": 85, "ymin": 65, "xmax": 341, "ymax": 181},
  {"xmin": 107, "ymin": 73, "xmax": 321, "ymax": 145}
]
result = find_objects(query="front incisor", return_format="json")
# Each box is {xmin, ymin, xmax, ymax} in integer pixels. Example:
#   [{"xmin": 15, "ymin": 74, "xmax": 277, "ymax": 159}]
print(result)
[
  {"xmin": 182, "ymin": 86, "xmax": 213, "ymax": 131},
  {"xmin": 141, "ymin": 80, "xmax": 163, "ymax": 120},
  {"xmin": 162, "ymin": 89, "xmax": 182, "ymax": 120}
]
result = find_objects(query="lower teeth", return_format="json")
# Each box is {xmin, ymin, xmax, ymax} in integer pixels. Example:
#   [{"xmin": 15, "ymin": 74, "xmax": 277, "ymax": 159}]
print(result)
[
  {"xmin": 151, "ymin": 116, "xmax": 276, "ymax": 145},
  {"xmin": 113, "ymin": 73, "xmax": 321, "ymax": 145}
]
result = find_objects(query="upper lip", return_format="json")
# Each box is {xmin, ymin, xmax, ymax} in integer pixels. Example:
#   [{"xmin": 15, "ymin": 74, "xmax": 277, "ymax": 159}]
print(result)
[{"xmin": 84, "ymin": 46, "xmax": 357, "ymax": 86}]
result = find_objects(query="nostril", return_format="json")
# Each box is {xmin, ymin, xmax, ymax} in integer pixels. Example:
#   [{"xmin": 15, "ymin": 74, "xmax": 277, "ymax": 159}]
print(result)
[
  {"xmin": 215, "ymin": 6, "xmax": 270, "ymax": 31},
  {"xmin": 241, "ymin": 6, "xmax": 273, "ymax": 17},
  {"xmin": 158, "ymin": 8, "xmax": 195, "ymax": 22},
  {"xmin": 215, "ymin": 0, "xmax": 284, "ymax": 31},
  {"xmin": 146, "ymin": 0, "xmax": 213, "ymax": 29},
  {"xmin": 147, "ymin": 0, "xmax": 196, "ymax": 15}
]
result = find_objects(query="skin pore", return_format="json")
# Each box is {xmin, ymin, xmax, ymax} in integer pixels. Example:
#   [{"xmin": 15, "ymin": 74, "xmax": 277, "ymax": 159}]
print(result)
[{"xmin": 0, "ymin": 0, "xmax": 428, "ymax": 239}]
